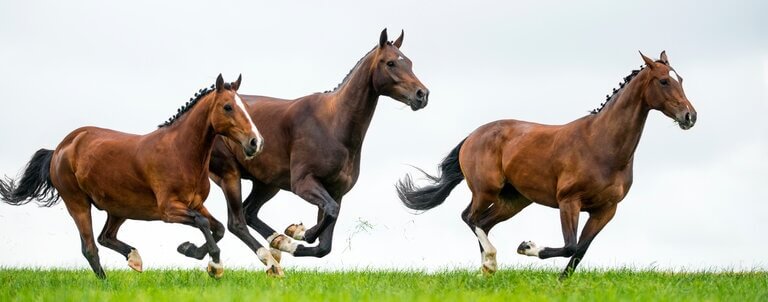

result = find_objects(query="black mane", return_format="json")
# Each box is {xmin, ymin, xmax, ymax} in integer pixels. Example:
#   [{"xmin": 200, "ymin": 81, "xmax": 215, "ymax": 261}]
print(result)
[
  {"xmin": 323, "ymin": 43, "xmax": 392, "ymax": 94},
  {"xmin": 590, "ymin": 67, "xmax": 644, "ymax": 114},
  {"xmin": 158, "ymin": 83, "xmax": 232, "ymax": 128}
]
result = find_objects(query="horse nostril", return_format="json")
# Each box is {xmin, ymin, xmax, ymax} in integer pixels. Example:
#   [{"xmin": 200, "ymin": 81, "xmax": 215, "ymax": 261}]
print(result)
[
  {"xmin": 416, "ymin": 89, "xmax": 425, "ymax": 100},
  {"xmin": 249, "ymin": 138, "xmax": 258, "ymax": 147},
  {"xmin": 685, "ymin": 112, "xmax": 692, "ymax": 123}
]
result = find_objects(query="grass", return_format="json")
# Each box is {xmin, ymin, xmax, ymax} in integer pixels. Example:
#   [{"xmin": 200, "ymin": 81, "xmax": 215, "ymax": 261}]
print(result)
[{"xmin": 1, "ymin": 268, "xmax": 766, "ymax": 301}]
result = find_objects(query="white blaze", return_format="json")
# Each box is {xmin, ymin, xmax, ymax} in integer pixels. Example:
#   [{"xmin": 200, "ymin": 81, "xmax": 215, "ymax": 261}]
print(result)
[
  {"xmin": 234, "ymin": 94, "xmax": 263, "ymax": 149},
  {"xmin": 668, "ymin": 70, "xmax": 680, "ymax": 82}
]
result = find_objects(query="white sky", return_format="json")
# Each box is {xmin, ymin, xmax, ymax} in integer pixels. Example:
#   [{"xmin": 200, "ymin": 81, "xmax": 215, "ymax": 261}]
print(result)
[{"xmin": 0, "ymin": 0, "xmax": 766, "ymax": 273}]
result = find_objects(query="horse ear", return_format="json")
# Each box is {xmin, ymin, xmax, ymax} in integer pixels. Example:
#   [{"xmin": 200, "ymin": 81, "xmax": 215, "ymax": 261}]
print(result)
[
  {"xmin": 393, "ymin": 30, "xmax": 404, "ymax": 48},
  {"xmin": 232, "ymin": 74, "xmax": 242, "ymax": 91},
  {"xmin": 379, "ymin": 28, "xmax": 388, "ymax": 49},
  {"xmin": 216, "ymin": 73, "xmax": 224, "ymax": 92},
  {"xmin": 639, "ymin": 51, "xmax": 655, "ymax": 69},
  {"xmin": 659, "ymin": 50, "xmax": 669, "ymax": 65}
]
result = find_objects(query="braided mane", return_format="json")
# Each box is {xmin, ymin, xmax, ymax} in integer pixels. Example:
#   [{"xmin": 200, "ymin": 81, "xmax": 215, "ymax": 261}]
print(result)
[
  {"xmin": 158, "ymin": 83, "xmax": 232, "ymax": 128},
  {"xmin": 590, "ymin": 67, "xmax": 644, "ymax": 114},
  {"xmin": 323, "ymin": 42, "xmax": 392, "ymax": 93}
]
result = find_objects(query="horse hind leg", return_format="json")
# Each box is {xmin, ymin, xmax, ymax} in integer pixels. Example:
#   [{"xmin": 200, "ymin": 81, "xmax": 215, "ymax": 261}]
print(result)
[
  {"xmin": 62, "ymin": 194, "xmax": 106, "ymax": 279},
  {"xmin": 464, "ymin": 187, "xmax": 531, "ymax": 276},
  {"xmin": 98, "ymin": 215, "xmax": 143, "ymax": 272}
]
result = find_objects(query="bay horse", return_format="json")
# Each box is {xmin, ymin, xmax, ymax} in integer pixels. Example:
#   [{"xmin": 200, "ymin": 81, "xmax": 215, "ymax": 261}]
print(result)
[
  {"xmin": 186, "ymin": 29, "xmax": 428, "ymax": 273},
  {"xmin": 0, "ymin": 74, "xmax": 263, "ymax": 279},
  {"xmin": 397, "ymin": 51, "xmax": 697, "ymax": 279}
]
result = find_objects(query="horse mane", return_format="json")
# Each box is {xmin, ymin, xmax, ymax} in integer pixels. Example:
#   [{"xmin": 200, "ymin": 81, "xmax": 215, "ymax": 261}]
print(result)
[
  {"xmin": 590, "ymin": 67, "xmax": 644, "ymax": 114},
  {"xmin": 158, "ymin": 82, "xmax": 233, "ymax": 128},
  {"xmin": 323, "ymin": 42, "xmax": 392, "ymax": 93}
]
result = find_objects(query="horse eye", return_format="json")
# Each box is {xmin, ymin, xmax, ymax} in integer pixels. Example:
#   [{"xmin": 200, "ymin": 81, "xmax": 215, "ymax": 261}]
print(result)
[
  {"xmin": 386, "ymin": 61, "xmax": 395, "ymax": 67},
  {"xmin": 223, "ymin": 104, "xmax": 233, "ymax": 112},
  {"xmin": 660, "ymin": 79, "xmax": 669, "ymax": 86}
]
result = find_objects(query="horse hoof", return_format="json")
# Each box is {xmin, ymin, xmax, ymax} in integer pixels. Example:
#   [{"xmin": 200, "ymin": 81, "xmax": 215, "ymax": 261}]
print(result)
[
  {"xmin": 481, "ymin": 264, "xmax": 496, "ymax": 277},
  {"xmin": 284, "ymin": 223, "xmax": 306, "ymax": 241},
  {"xmin": 269, "ymin": 234, "xmax": 286, "ymax": 249},
  {"xmin": 517, "ymin": 241, "xmax": 541, "ymax": 257},
  {"xmin": 127, "ymin": 249, "xmax": 143, "ymax": 272},
  {"xmin": 177, "ymin": 242, "xmax": 205, "ymax": 260},
  {"xmin": 207, "ymin": 261, "xmax": 224, "ymax": 279},
  {"xmin": 266, "ymin": 264, "xmax": 285, "ymax": 278},
  {"xmin": 270, "ymin": 248, "xmax": 282, "ymax": 264}
]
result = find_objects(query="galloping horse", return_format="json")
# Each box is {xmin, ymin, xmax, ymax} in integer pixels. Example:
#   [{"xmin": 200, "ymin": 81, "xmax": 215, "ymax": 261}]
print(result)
[
  {"xmin": 397, "ymin": 52, "xmax": 697, "ymax": 278},
  {"xmin": 0, "ymin": 74, "xmax": 262, "ymax": 279},
  {"xmin": 187, "ymin": 29, "xmax": 428, "ymax": 274}
]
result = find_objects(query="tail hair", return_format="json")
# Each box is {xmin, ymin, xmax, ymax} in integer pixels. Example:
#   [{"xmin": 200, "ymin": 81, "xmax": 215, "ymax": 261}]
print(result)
[
  {"xmin": 396, "ymin": 139, "xmax": 466, "ymax": 211},
  {"xmin": 0, "ymin": 149, "xmax": 59, "ymax": 207}
]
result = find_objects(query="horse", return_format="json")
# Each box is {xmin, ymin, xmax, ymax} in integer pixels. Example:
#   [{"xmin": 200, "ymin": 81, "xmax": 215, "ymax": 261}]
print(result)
[
  {"xmin": 186, "ymin": 29, "xmax": 428, "ymax": 273},
  {"xmin": 0, "ymin": 74, "xmax": 263, "ymax": 279},
  {"xmin": 396, "ymin": 51, "xmax": 697, "ymax": 279}
]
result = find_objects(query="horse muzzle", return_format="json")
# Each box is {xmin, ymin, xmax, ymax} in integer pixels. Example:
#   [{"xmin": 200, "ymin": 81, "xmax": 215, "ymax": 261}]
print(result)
[
  {"xmin": 243, "ymin": 136, "xmax": 264, "ymax": 159},
  {"xmin": 409, "ymin": 88, "xmax": 429, "ymax": 111},
  {"xmin": 676, "ymin": 109, "xmax": 697, "ymax": 130}
]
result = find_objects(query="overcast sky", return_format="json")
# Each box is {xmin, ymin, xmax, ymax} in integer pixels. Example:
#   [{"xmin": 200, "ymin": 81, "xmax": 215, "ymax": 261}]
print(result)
[{"xmin": 1, "ymin": 0, "xmax": 766, "ymax": 273}]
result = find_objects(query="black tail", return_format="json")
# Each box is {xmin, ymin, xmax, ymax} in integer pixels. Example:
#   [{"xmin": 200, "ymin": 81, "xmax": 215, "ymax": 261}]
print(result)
[
  {"xmin": 0, "ymin": 149, "xmax": 59, "ymax": 207},
  {"xmin": 396, "ymin": 139, "xmax": 466, "ymax": 211}
]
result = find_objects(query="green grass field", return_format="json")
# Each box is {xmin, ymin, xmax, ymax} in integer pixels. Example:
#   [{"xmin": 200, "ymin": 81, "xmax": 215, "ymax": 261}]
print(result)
[{"xmin": 1, "ymin": 268, "xmax": 766, "ymax": 301}]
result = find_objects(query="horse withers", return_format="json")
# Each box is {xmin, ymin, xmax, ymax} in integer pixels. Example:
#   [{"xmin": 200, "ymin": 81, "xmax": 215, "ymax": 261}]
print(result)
[
  {"xmin": 0, "ymin": 74, "xmax": 263, "ymax": 279},
  {"xmin": 397, "ymin": 51, "xmax": 696, "ymax": 279}
]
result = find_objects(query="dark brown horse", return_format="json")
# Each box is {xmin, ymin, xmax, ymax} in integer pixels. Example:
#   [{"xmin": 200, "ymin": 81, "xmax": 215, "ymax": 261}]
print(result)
[
  {"xmin": 187, "ymin": 29, "xmax": 428, "ymax": 275},
  {"xmin": 397, "ymin": 52, "xmax": 697, "ymax": 279},
  {"xmin": 0, "ymin": 74, "xmax": 262, "ymax": 279}
]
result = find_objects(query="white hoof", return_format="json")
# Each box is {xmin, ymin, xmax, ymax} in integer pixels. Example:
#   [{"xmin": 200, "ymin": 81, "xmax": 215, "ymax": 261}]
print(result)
[
  {"xmin": 127, "ymin": 249, "xmax": 143, "ymax": 272},
  {"xmin": 517, "ymin": 241, "xmax": 542, "ymax": 257},
  {"xmin": 285, "ymin": 223, "xmax": 306, "ymax": 241},
  {"xmin": 207, "ymin": 261, "xmax": 224, "ymax": 279}
]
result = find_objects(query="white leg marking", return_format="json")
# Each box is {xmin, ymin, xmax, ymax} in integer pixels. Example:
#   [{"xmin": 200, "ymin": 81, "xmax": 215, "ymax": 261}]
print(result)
[
  {"xmin": 268, "ymin": 232, "xmax": 298, "ymax": 254},
  {"xmin": 257, "ymin": 247, "xmax": 284, "ymax": 277},
  {"xmin": 518, "ymin": 241, "xmax": 543, "ymax": 257},
  {"xmin": 474, "ymin": 227, "xmax": 497, "ymax": 273}
]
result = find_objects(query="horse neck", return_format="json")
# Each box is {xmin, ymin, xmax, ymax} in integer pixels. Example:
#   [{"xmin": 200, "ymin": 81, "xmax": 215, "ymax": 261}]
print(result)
[
  {"xmin": 327, "ymin": 53, "xmax": 379, "ymax": 149},
  {"xmin": 589, "ymin": 74, "xmax": 651, "ymax": 167},
  {"xmin": 162, "ymin": 95, "xmax": 217, "ymax": 170}
]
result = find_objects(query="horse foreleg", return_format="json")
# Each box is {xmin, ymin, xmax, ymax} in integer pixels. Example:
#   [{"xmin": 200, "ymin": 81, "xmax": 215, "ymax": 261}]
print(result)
[
  {"xmin": 98, "ymin": 215, "xmax": 143, "ymax": 272},
  {"xmin": 163, "ymin": 203, "xmax": 224, "ymax": 279},
  {"xmin": 518, "ymin": 198, "xmax": 580, "ymax": 259},
  {"xmin": 177, "ymin": 207, "xmax": 225, "ymax": 261},
  {"xmin": 284, "ymin": 175, "xmax": 339, "ymax": 247},
  {"xmin": 292, "ymin": 217, "xmax": 337, "ymax": 258},
  {"xmin": 560, "ymin": 204, "xmax": 617, "ymax": 279}
]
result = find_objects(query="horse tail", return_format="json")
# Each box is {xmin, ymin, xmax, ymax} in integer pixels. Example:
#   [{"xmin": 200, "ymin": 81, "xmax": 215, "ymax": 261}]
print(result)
[
  {"xmin": 396, "ymin": 138, "xmax": 466, "ymax": 211},
  {"xmin": 0, "ymin": 149, "xmax": 60, "ymax": 207}
]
